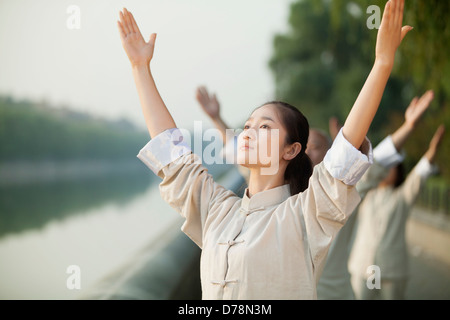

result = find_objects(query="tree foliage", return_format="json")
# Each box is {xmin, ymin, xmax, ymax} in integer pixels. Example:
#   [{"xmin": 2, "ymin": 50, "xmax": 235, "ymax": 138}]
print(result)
[
  {"xmin": 269, "ymin": 0, "xmax": 449, "ymax": 180},
  {"xmin": 0, "ymin": 95, "xmax": 149, "ymax": 162}
]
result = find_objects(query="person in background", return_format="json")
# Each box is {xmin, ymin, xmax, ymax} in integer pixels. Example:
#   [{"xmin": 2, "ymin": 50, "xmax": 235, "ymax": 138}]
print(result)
[
  {"xmin": 317, "ymin": 90, "xmax": 436, "ymax": 299},
  {"xmin": 348, "ymin": 123, "xmax": 445, "ymax": 300}
]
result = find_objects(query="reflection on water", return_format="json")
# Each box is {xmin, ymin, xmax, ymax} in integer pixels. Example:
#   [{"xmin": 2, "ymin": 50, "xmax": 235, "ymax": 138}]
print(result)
[
  {"xmin": 0, "ymin": 166, "xmax": 154, "ymax": 238},
  {"xmin": 0, "ymin": 159, "xmax": 231, "ymax": 299},
  {"xmin": 0, "ymin": 162, "xmax": 173, "ymax": 299}
]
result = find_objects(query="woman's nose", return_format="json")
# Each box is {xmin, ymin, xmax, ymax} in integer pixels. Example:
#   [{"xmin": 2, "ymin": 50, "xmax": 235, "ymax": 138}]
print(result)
[{"xmin": 243, "ymin": 128, "xmax": 256, "ymax": 140}]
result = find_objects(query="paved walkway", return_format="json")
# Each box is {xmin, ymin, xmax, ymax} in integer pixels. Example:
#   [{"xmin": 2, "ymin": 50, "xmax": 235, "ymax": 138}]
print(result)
[
  {"xmin": 405, "ymin": 246, "xmax": 450, "ymax": 299},
  {"xmin": 405, "ymin": 206, "xmax": 450, "ymax": 300}
]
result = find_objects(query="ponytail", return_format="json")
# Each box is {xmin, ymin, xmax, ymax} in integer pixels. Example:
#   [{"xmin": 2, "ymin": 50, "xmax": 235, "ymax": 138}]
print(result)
[
  {"xmin": 259, "ymin": 100, "xmax": 313, "ymax": 196},
  {"xmin": 285, "ymin": 151, "xmax": 313, "ymax": 195}
]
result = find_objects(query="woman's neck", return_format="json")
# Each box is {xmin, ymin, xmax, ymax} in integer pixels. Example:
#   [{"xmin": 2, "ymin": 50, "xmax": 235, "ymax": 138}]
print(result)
[{"xmin": 247, "ymin": 167, "xmax": 286, "ymax": 198}]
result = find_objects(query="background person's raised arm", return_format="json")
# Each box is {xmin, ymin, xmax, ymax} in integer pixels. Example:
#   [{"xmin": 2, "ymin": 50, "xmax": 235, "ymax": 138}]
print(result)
[{"xmin": 391, "ymin": 90, "xmax": 434, "ymax": 152}]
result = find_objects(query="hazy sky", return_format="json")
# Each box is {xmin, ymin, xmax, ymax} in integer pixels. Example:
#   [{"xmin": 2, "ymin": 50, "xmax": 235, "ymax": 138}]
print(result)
[{"xmin": 0, "ymin": 0, "xmax": 294, "ymax": 133}]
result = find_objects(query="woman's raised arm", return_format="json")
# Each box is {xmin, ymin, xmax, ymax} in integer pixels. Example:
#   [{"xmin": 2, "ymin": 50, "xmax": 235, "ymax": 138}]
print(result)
[
  {"xmin": 390, "ymin": 90, "xmax": 434, "ymax": 151},
  {"xmin": 342, "ymin": 0, "xmax": 412, "ymax": 149},
  {"xmin": 117, "ymin": 8, "xmax": 176, "ymax": 139}
]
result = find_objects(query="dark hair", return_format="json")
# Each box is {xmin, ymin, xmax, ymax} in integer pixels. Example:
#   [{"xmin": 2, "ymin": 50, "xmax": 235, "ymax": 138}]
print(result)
[
  {"xmin": 394, "ymin": 163, "xmax": 405, "ymax": 188},
  {"xmin": 258, "ymin": 101, "xmax": 313, "ymax": 195}
]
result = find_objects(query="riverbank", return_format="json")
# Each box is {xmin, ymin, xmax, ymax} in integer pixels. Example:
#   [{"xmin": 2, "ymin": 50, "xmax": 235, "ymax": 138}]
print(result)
[{"xmin": 0, "ymin": 159, "xmax": 145, "ymax": 185}]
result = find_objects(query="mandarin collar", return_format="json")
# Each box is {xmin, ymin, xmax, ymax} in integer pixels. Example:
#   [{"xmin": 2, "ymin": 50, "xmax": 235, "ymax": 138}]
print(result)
[{"xmin": 241, "ymin": 184, "xmax": 291, "ymax": 213}]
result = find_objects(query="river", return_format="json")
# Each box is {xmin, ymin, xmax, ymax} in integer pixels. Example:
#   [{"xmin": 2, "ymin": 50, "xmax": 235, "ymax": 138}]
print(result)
[{"xmin": 0, "ymin": 160, "xmax": 229, "ymax": 300}]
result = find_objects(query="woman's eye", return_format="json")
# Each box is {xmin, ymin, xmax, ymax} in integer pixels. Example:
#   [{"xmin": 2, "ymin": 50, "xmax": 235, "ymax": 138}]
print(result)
[
  {"xmin": 244, "ymin": 125, "xmax": 250, "ymax": 130},
  {"xmin": 260, "ymin": 124, "xmax": 270, "ymax": 129}
]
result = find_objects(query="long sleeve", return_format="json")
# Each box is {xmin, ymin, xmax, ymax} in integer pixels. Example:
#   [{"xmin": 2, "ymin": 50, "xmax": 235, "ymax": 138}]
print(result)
[
  {"xmin": 137, "ymin": 128, "xmax": 238, "ymax": 248},
  {"xmin": 356, "ymin": 135, "xmax": 405, "ymax": 198},
  {"xmin": 296, "ymin": 128, "xmax": 373, "ymax": 276},
  {"xmin": 399, "ymin": 156, "xmax": 435, "ymax": 207}
]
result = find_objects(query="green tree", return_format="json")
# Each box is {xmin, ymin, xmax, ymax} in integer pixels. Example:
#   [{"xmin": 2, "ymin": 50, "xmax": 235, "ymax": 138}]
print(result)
[
  {"xmin": 269, "ymin": 0, "xmax": 449, "ymax": 180},
  {"xmin": 0, "ymin": 95, "xmax": 149, "ymax": 162}
]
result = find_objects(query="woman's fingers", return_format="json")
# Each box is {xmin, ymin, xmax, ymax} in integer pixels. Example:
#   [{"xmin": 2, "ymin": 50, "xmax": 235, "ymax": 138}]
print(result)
[
  {"xmin": 119, "ymin": 11, "xmax": 129, "ymax": 35},
  {"xmin": 396, "ymin": 0, "xmax": 405, "ymax": 28},
  {"xmin": 199, "ymin": 86, "xmax": 209, "ymax": 100},
  {"xmin": 212, "ymin": 93, "xmax": 218, "ymax": 104},
  {"xmin": 392, "ymin": 0, "xmax": 399, "ymax": 26},
  {"xmin": 419, "ymin": 90, "xmax": 434, "ymax": 105},
  {"xmin": 401, "ymin": 25, "xmax": 413, "ymax": 41},
  {"xmin": 123, "ymin": 8, "xmax": 135, "ymax": 33},
  {"xmin": 435, "ymin": 125, "xmax": 446, "ymax": 140},
  {"xmin": 120, "ymin": 8, "xmax": 139, "ymax": 35},
  {"xmin": 431, "ymin": 125, "xmax": 446, "ymax": 149},
  {"xmin": 409, "ymin": 97, "xmax": 419, "ymax": 108},
  {"xmin": 117, "ymin": 20, "xmax": 126, "ymax": 40},
  {"xmin": 393, "ymin": 0, "xmax": 405, "ymax": 33},
  {"xmin": 380, "ymin": 0, "xmax": 391, "ymax": 28},
  {"xmin": 414, "ymin": 91, "xmax": 434, "ymax": 117},
  {"xmin": 128, "ymin": 11, "xmax": 141, "ymax": 34},
  {"xmin": 148, "ymin": 33, "xmax": 157, "ymax": 46},
  {"xmin": 196, "ymin": 87, "xmax": 207, "ymax": 104}
]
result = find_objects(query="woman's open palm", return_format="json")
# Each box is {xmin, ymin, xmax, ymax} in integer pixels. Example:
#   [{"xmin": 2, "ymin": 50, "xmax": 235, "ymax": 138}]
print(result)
[
  {"xmin": 404, "ymin": 90, "xmax": 434, "ymax": 127},
  {"xmin": 375, "ymin": 0, "xmax": 412, "ymax": 66},
  {"xmin": 117, "ymin": 8, "xmax": 156, "ymax": 67},
  {"xmin": 196, "ymin": 86, "xmax": 221, "ymax": 119}
]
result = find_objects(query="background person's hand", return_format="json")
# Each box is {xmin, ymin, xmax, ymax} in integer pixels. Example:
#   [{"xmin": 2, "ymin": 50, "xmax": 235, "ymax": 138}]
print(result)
[
  {"xmin": 404, "ymin": 90, "xmax": 434, "ymax": 128},
  {"xmin": 328, "ymin": 116, "xmax": 342, "ymax": 141},
  {"xmin": 196, "ymin": 86, "xmax": 221, "ymax": 120},
  {"xmin": 425, "ymin": 125, "xmax": 445, "ymax": 163}
]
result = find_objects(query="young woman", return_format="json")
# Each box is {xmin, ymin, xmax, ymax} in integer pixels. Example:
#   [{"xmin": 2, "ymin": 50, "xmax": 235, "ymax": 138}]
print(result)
[
  {"xmin": 348, "ymin": 124, "xmax": 445, "ymax": 300},
  {"xmin": 195, "ymin": 85, "xmax": 333, "ymax": 168},
  {"xmin": 117, "ymin": 0, "xmax": 412, "ymax": 299},
  {"xmin": 194, "ymin": 85, "xmax": 331, "ymax": 185}
]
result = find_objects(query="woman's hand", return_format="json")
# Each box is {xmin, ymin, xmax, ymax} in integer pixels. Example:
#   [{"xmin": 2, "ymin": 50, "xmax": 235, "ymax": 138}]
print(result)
[
  {"xmin": 117, "ymin": 8, "xmax": 156, "ymax": 67},
  {"xmin": 375, "ymin": 0, "xmax": 413, "ymax": 68},
  {"xmin": 391, "ymin": 90, "xmax": 434, "ymax": 151},
  {"xmin": 328, "ymin": 116, "xmax": 342, "ymax": 141},
  {"xmin": 342, "ymin": 0, "xmax": 411, "ymax": 149},
  {"xmin": 404, "ymin": 90, "xmax": 434, "ymax": 129},
  {"xmin": 196, "ymin": 86, "xmax": 221, "ymax": 120},
  {"xmin": 425, "ymin": 125, "xmax": 445, "ymax": 163}
]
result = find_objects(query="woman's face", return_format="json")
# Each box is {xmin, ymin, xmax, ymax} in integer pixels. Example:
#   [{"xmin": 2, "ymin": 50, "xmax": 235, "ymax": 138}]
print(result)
[
  {"xmin": 380, "ymin": 166, "xmax": 398, "ymax": 187},
  {"xmin": 237, "ymin": 104, "xmax": 301, "ymax": 175}
]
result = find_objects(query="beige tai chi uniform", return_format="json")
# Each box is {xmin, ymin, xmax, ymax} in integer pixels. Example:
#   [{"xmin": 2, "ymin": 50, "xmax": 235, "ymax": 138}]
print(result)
[
  {"xmin": 348, "ymin": 156, "xmax": 435, "ymax": 300},
  {"xmin": 317, "ymin": 135, "xmax": 404, "ymax": 299},
  {"xmin": 137, "ymin": 127, "xmax": 373, "ymax": 300}
]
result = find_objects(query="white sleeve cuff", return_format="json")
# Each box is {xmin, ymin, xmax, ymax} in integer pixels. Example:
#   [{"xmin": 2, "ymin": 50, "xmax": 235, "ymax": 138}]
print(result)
[
  {"xmin": 414, "ymin": 157, "xmax": 436, "ymax": 178},
  {"xmin": 136, "ymin": 128, "xmax": 192, "ymax": 175},
  {"xmin": 323, "ymin": 128, "xmax": 373, "ymax": 186},
  {"xmin": 373, "ymin": 135, "xmax": 405, "ymax": 168}
]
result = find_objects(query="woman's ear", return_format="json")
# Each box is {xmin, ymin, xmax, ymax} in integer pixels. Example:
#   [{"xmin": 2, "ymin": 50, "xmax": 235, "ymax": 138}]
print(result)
[{"xmin": 283, "ymin": 142, "xmax": 302, "ymax": 161}]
